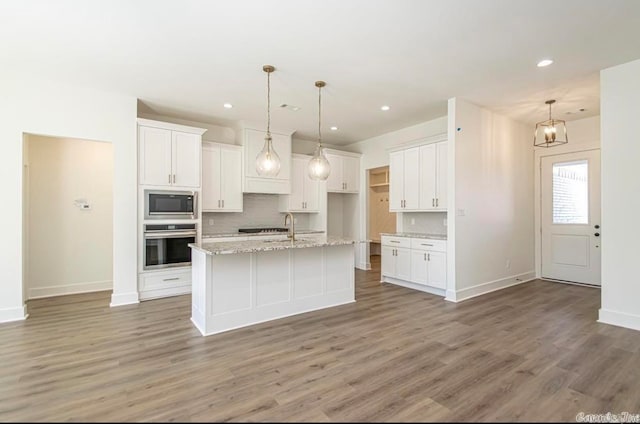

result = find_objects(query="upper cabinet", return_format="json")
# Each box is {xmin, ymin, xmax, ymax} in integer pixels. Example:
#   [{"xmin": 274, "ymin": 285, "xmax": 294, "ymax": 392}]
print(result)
[
  {"xmin": 325, "ymin": 150, "xmax": 361, "ymax": 193},
  {"xmin": 202, "ymin": 142, "xmax": 243, "ymax": 212},
  {"xmin": 419, "ymin": 141, "xmax": 447, "ymax": 210},
  {"xmin": 389, "ymin": 140, "xmax": 447, "ymax": 212},
  {"xmin": 279, "ymin": 154, "xmax": 320, "ymax": 213},
  {"xmin": 138, "ymin": 119, "xmax": 206, "ymax": 188},
  {"xmin": 241, "ymin": 128, "xmax": 292, "ymax": 194},
  {"xmin": 389, "ymin": 147, "xmax": 420, "ymax": 211}
]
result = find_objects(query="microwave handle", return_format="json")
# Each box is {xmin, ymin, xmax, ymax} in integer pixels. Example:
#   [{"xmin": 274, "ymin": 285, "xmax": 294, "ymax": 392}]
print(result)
[{"xmin": 144, "ymin": 231, "xmax": 197, "ymax": 239}]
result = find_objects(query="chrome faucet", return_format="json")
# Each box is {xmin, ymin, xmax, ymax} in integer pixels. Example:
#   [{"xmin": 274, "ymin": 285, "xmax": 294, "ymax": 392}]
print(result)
[{"xmin": 284, "ymin": 212, "xmax": 295, "ymax": 241}]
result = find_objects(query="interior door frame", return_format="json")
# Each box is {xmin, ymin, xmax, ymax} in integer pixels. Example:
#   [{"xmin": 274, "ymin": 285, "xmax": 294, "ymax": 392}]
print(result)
[{"xmin": 534, "ymin": 142, "xmax": 600, "ymax": 280}]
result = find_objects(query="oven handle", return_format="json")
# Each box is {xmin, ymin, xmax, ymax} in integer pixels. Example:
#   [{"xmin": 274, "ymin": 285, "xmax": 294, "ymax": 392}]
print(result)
[{"xmin": 144, "ymin": 231, "xmax": 197, "ymax": 239}]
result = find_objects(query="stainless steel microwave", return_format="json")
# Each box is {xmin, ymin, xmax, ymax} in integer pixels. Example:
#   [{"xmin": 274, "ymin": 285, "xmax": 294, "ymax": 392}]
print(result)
[{"xmin": 144, "ymin": 190, "xmax": 197, "ymax": 220}]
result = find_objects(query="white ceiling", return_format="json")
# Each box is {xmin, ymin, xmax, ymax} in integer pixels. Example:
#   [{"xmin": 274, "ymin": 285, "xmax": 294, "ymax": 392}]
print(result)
[{"xmin": 2, "ymin": 0, "xmax": 639, "ymax": 145}]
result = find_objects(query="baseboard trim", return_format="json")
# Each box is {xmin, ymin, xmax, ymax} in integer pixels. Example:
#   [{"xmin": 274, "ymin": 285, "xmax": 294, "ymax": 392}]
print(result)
[
  {"xmin": 0, "ymin": 305, "xmax": 28, "ymax": 323},
  {"xmin": 382, "ymin": 276, "xmax": 446, "ymax": 297},
  {"xmin": 446, "ymin": 271, "xmax": 536, "ymax": 303},
  {"xmin": 29, "ymin": 280, "xmax": 113, "ymax": 299},
  {"xmin": 598, "ymin": 308, "xmax": 640, "ymax": 332},
  {"xmin": 110, "ymin": 291, "xmax": 140, "ymax": 307},
  {"xmin": 357, "ymin": 261, "xmax": 372, "ymax": 271}
]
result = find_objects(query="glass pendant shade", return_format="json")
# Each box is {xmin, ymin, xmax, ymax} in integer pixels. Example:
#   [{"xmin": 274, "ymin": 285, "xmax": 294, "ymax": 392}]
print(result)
[
  {"xmin": 308, "ymin": 80, "xmax": 331, "ymax": 181},
  {"xmin": 256, "ymin": 64, "xmax": 281, "ymax": 176},
  {"xmin": 256, "ymin": 134, "xmax": 281, "ymax": 177},
  {"xmin": 308, "ymin": 144, "xmax": 331, "ymax": 180},
  {"xmin": 534, "ymin": 100, "xmax": 568, "ymax": 148}
]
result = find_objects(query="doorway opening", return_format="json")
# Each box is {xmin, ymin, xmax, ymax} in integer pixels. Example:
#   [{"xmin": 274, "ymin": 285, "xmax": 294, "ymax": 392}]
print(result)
[
  {"xmin": 540, "ymin": 149, "xmax": 601, "ymax": 286},
  {"xmin": 367, "ymin": 166, "xmax": 396, "ymax": 265},
  {"xmin": 22, "ymin": 134, "xmax": 114, "ymax": 305}
]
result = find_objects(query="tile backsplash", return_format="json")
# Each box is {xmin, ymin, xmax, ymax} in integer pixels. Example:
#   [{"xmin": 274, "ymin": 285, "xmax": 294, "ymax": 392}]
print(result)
[
  {"xmin": 401, "ymin": 212, "xmax": 447, "ymax": 235},
  {"xmin": 202, "ymin": 193, "xmax": 310, "ymax": 234}
]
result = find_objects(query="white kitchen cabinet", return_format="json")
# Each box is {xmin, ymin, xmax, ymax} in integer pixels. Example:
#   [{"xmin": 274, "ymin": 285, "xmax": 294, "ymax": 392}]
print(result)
[
  {"xmin": 242, "ymin": 128, "xmax": 292, "ymax": 194},
  {"xmin": 381, "ymin": 235, "xmax": 447, "ymax": 294},
  {"xmin": 138, "ymin": 119, "xmax": 205, "ymax": 188},
  {"xmin": 202, "ymin": 142, "xmax": 243, "ymax": 212},
  {"xmin": 389, "ymin": 147, "xmax": 420, "ymax": 211},
  {"xmin": 419, "ymin": 141, "xmax": 447, "ymax": 210},
  {"xmin": 325, "ymin": 150, "xmax": 361, "ymax": 193},
  {"xmin": 279, "ymin": 154, "xmax": 320, "ymax": 212},
  {"xmin": 389, "ymin": 140, "xmax": 447, "ymax": 212}
]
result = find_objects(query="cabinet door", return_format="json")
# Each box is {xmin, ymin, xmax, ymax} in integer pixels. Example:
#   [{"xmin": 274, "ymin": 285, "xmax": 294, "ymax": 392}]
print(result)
[
  {"xmin": 220, "ymin": 147, "xmax": 243, "ymax": 211},
  {"xmin": 342, "ymin": 155, "xmax": 360, "ymax": 192},
  {"xmin": 403, "ymin": 147, "xmax": 420, "ymax": 210},
  {"xmin": 304, "ymin": 160, "xmax": 320, "ymax": 212},
  {"xmin": 326, "ymin": 153, "xmax": 343, "ymax": 192},
  {"xmin": 243, "ymin": 129, "xmax": 265, "ymax": 179},
  {"xmin": 381, "ymin": 246, "xmax": 396, "ymax": 278},
  {"xmin": 389, "ymin": 150, "xmax": 404, "ymax": 211},
  {"xmin": 289, "ymin": 157, "xmax": 306, "ymax": 211},
  {"xmin": 201, "ymin": 144, "xmax": 221, "ymax": 211},
  {"xmin": 427, "ymin": 251, "xmax": 447, "ymax": 289},
  {"xmin": 139, "ymin": 126, "xmax": 172, "ymax": 186},
  {"xmin": 436, "ymin": 142, "xmax": 448, "ymax": 210},
  {"xmin": 419, "ymin": 144, "xmax": 437, "ymax": 210},
  {"xmin": 395, "ymin": 248, "xmax": 412, "ymax": 281},
  {"xmin": 410, "ymin": 250, "xmax": 429, "ymax": 285},
  {"xmin": 172, "ymin": 131, "xmax": 201, "ymax": 187}
]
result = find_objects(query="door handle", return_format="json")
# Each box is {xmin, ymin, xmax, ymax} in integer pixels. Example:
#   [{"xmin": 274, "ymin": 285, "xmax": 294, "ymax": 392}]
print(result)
[
  {"xmin": 595, "ymin": 225, "xmax": 600, "ymax": 229},
  {"xmin": 594, "ymin": 233, "xmax": 600, "ymax": 237}
]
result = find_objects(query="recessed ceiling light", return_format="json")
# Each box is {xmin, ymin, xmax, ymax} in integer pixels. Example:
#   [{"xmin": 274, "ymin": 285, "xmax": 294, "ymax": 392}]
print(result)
[
  {"xmin": 330, "ymin": 126, "xmax": 338, "ymax": 131},
  {"xmin": 537, "ymin": 59, "xmax": 553, "ymax": 67},
  {"xmin": 223, "ymin": 103, "xmax": 233, "ymax": 109},
  {"xmin": 381, "ymin": 105, "xmax": 391, "ymax": 111},
  {"xmin": 279, "ymin": 104, "xmax": 301, "ymax": 111}
]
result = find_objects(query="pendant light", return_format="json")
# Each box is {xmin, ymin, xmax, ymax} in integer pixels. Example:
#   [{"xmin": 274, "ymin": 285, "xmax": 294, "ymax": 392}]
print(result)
[
  {"xmin": 534, "ymin": 99, "xmax": 568, "ymax": 148},
  {"xmin": 256, "ymin": 65, "xmax": 281, "ymax": 176},
  {"xmin": 308, "ymin": 80, "xmax": 331, "ymax": 180}
]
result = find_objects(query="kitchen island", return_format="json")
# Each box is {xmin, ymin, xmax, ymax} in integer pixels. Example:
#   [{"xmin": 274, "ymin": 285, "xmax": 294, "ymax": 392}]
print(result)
[{"xmin": 189, "ymin": 236, "xmax": 357, "ymax": 336}]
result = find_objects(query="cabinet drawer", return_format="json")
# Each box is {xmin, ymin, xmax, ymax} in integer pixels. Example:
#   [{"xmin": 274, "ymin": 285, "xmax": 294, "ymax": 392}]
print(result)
[
  {"xmin": 381, "ymin": 235, "xmax": 411, "ymax": 248},
  {"xmin": 139, "ymin": 269, "xmax": 191, "ymax": 291},
  {"xmin": 411, "ymin": 239, "xmax": 446, "ymax": 252}
]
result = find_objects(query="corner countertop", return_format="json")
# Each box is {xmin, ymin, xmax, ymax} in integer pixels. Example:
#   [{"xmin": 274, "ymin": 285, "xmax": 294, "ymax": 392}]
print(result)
[
  {"xmin": 190, "ymin": 236, "xmax": 357, "ymax": 255},
  {"xmin": 380, "ymin": 232, "xmax": 448, "ymax": 240},
  {"xmin": 202, "ymin": 230, "xmax": 325, "ymax": 239}
]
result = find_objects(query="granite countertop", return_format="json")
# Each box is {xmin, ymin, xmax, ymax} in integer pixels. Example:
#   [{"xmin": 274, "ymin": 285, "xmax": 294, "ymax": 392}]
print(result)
[
  {"xmin": 190, "ymin": 236, "xmax": 357, "ymax": 255},
  {"xmin": 380, "ymin": 232, "xmax": 448, "ymax": 240},
  {"xmin": 202, "ymin": 230, "xmax": 325, "ymax": 239}
]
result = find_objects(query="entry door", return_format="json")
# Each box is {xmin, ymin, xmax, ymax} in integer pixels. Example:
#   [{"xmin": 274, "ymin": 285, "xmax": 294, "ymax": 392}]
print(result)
[{"xmin": 541, "ymin": 150, "xmax": 601, "ymax": 285}]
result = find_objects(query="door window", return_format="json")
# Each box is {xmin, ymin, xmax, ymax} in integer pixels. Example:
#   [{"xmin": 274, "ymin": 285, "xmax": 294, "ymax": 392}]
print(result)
[{"xmin": 552, "ymin": 160, "xmax": 589, "ymax": 224}]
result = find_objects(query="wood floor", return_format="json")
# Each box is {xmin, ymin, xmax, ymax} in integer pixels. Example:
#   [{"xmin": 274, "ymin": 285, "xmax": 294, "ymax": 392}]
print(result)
[{"xmin": 2, "ymin": 258, "xmax": 640, "ymax": 422}]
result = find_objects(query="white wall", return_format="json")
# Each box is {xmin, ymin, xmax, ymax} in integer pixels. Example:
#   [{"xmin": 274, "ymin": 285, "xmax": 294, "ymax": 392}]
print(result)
[
  {"xmin": 345, "ymin": 117, "xmax": 448, "ymax": 170},
  {"xmin": 0, "ymin": 75, "xmax": 138, "ymax": 322},
  {"xmin": 599, "ymin": 58, "xmax": 640, "ymax": 331},
  {"xmin": 25, "ymin": 135, "xmax": 113, "ymax": 299},
  {"xmin": 448, "ymin": 98, "xmax": 535, "ymax": 302}
]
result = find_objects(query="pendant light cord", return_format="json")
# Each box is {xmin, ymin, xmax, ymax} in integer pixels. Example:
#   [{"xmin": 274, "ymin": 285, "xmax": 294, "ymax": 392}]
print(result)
[
  {"xmin": 318, "ymin": 84, "xmax": 322, "ymax": 148},
  {"xmin": 266, "ymin": 70, "xmax": 271, "ymax": 137}
]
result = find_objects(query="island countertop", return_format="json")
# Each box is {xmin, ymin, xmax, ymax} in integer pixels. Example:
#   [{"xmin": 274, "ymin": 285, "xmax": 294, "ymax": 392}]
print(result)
[{"xmin": 189, "ymin": 236, "xmax": 357, "ymax": 255}]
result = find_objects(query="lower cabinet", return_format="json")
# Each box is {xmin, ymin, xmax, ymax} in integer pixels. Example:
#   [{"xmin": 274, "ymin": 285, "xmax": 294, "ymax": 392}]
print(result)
[
  {"xmin": 381, "ymin": 235, "xmax": 447, "ymax": 294},
  {"xmin": 139, "ymin": 268, "xmax": 191, "ymax": 300}
]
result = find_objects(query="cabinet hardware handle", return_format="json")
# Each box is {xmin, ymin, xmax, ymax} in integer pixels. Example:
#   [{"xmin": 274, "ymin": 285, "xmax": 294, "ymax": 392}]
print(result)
[
  {"xmin": 168, "ymin": 174, "xmax": 171, "ymax": 184},
  {"xmin": 218, "ymin": 200, "xmax": 220, "ymax": 208},
  {"xmin": 436, "ymin": 198, "xmax": 439, "ymax": 207},
  {"xmin": 390, "ymin": 241, "xmax": 400, "ymax": 243},
  {"xmin": 424, "ymin": 253, "xmax": 427, "ymax": 261},
  {"xmin": 173, "ymin": 174, "xmax": 176, "ymax": 184},
  {"xmin": 432, "ymin": 198, "xmax": 435, "ymax": 207},
  {"xmin": 428, "ymin": 253, "xmax": 431, "ymax": 261},
  {"xmin": 222, "ymin": 199, "xmax": 224, "ymax": 208},
  {"xmin": 421, "ymin": 243, "xmax": 433, "ymax": 246},
  {"xmin": 163, "ymin": 277, "xmax": 180, "ymax": 281}
]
